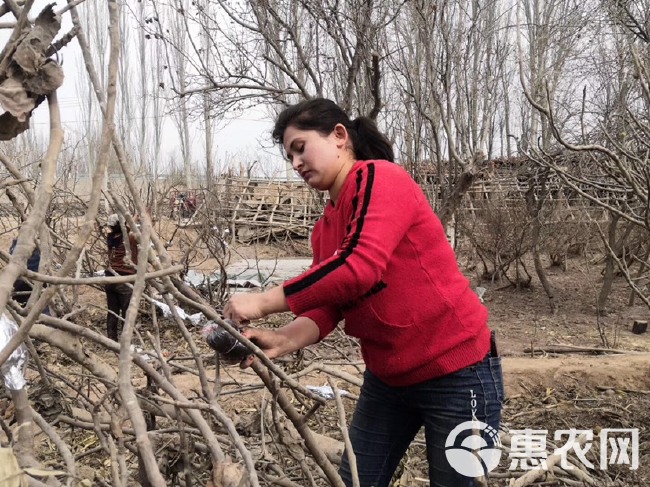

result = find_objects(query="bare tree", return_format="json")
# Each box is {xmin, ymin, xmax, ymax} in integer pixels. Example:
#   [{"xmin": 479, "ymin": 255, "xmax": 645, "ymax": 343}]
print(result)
[
  {"xmin": 386, "ymin": 0, "xmax": 512, "ymax": 244},
  {"xmin": 149, "ymin": 0, "xmax": 405, "ymax": 123},
  {"xmin": 0, "ymin": 4, "xmax": 356, "ymax": 485},
  {"xmin": 519, "ymin": 0, "xmax": 650, "ymax": 309},
  {"xmin": 514, "ymin": 0, "xmax": 595, "ymax": 312}
]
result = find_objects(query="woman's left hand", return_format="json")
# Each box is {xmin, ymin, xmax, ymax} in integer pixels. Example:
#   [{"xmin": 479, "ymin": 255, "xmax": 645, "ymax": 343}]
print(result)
[{"xmin": 223, "ymin": 293, "xmax": 265, "ymax": 323}]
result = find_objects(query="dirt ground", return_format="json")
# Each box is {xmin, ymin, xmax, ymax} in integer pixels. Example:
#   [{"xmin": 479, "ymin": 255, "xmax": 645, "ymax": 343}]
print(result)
[
  {"xmin": 477, "ymin": 258, "xmax": 650, "ymax": 486},
  {"xmin": 199, "ymin": 247, "xmax": 650, "ymax": 486},
  {"xmin": 3, "ymin": 221, "xmax": 650, "ymax": 485},
  {"xmin": 138, "ymin": 245, "xmax": 650, "ymax": 485}
]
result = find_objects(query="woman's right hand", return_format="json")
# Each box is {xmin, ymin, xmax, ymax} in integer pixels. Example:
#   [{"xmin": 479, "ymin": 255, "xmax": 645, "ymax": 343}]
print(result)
[
  {"xmin": 239, "ymin": 327, "xmax": 285, "ymax": 368},
  {"xmin": 238, "ymin": 317, "xmax": 321, "ymax": 369}
]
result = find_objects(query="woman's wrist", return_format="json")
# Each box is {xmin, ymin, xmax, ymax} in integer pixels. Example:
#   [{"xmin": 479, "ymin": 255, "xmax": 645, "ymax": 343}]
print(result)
[
  {"xmin": 259, "ymin": 285, "xmax": 289, "ymax": 316},
  {"xmin": 276, "ymin": 317, "xmax": 320, "ymax": 353}
]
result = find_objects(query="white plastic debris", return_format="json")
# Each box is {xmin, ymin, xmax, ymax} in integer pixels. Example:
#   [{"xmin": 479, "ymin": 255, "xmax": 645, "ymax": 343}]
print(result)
[
  {"xmin": 0, "ymin": 314, "xmax": 29, "ymax": 390},
  {"xmin": 188, "ymin": 312, "xmax": 203, "ymax": 326},
  {"xmin": 184, "ymin": 270, "xmax": 264, "ymax": 289},
  {"xmin": 152, "ymin": 299, "xmax": 204, "ymax": 326},
  {"xmin": 152, "ymin": 300, "xmax": 174, "ymax": 317},
  {"xmin": 129, "ymin": 345, "xmax": 152, "ymax": 362},
  {"xmin": 306, "ymin": 385, "xmax": 351, "ymax": 400},
  {"xmin": 476, "ymin": 286, "xmax": 487, "ymax": 303}
]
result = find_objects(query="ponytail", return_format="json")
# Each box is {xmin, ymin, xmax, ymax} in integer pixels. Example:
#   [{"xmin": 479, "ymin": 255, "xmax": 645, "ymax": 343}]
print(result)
[
  {"xmin": 273, "ymin": 98, "xmax": 394, "ymax": 162},
  {"xmin": 349, "ymin": 116, "xmax": 394, "ymax": 162}
]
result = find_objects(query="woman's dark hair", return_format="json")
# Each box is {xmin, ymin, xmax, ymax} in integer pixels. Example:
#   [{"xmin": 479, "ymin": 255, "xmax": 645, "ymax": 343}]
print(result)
[{"xmin": 272, "ymin": 98, "xmax": 394, "ymax": 162}]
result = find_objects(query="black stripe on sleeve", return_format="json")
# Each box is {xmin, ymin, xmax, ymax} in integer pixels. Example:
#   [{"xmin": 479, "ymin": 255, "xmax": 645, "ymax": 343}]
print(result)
[
  {"xmin": 284, "ymin": 163, "xmax": 375, "ymax": 297},
  {"xmin": 345, "ymin": 171, "xmax": 360, "ymax": 236}
]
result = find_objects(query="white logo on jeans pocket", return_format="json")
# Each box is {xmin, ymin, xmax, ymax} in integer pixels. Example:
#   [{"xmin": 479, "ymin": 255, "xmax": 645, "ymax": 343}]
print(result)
[{"xmin": 445, "ymin": 420, "xmax": 502, "ymax": 477}]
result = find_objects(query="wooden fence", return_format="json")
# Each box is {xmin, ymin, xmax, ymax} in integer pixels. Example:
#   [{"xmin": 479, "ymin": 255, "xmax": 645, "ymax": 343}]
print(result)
[{"xmin": 0, "ymin": 168, "xmax": 626, "ymax": 244}]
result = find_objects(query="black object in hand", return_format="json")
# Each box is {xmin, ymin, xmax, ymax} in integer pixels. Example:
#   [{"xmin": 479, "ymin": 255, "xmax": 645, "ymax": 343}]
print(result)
[{"xmin": 202, "ymin": 321, "xmax": 252, "ymax": 362}]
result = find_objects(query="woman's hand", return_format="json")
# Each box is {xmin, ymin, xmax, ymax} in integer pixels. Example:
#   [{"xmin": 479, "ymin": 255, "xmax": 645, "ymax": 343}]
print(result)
[
  {"xmin": 224, "ymin": 285, "xmax": 290, "ymax": 323},
  {"xmin": 238, "ymin": 317, "xmax": 321, "ymax": 369},
  {"xmin": 238, "ymin": 327, "xmax": 286, "ymax": 368},
  {"xmin": 223, "ymin": 293, "xmax": 265, "ymax": 323}
]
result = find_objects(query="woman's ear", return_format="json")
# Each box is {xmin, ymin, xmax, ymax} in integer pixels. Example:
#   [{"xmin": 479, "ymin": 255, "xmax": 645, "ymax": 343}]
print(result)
[{"xmin": 332, "ymin": 123, "xmax": 349, "ymax": 148}]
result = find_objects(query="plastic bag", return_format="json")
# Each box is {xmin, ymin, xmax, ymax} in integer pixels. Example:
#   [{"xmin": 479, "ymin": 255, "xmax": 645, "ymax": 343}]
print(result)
[
  {"xmin": 0, "ymin": 314, "xmax": 29, "ymax": 390},
  {"xmin": 202, "ymin": 320, "xmax": 252, "ymax": 363}
]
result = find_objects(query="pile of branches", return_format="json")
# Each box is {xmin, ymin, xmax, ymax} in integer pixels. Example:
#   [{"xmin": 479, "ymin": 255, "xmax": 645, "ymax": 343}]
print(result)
[
  {"xmin": 223, "ymin": 180, "xmax": 324, "ymax": 245},
  {"xmin": 495, "ymin": 379, "xmax": 650, "ymax": 486},
  {"xmin": 1, "ymin": 308, "xmax": 364, "ymax": 486},
  {"xmin": 0, "ymin": 2, "xmax": 360, "ymax": 485}
]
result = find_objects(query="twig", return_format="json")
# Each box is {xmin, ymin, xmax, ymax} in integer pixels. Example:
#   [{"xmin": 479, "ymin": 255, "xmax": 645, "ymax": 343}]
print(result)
[
  {"xmin": 295, "ymin": 362, "xmax": 363, "ymax": 387},
  {"xmin": 252, "ymin": 361, "xmax": 344, "ymax": 487},
  {"xmin": 327, "ymin": 377, "xmax": 359, "ymax": 487},
  {"xmin": 509, "ymin": 433, "xmax": 591, "ymax": 487},
  {"xmin": 106, "ymin": 436, "xmax": 123, "ymax": 487},
  {"xmin": 30, "ymin": 407, "xmax": 76, "ymax": 482},
  {"xmin": 23, "ymin": 264, "xmax": 184, "ymax": 285},
  {"xmin": 596, "ymin": 385, "xmax": 650, "ymax": 394},
  {"xmin": 523, "ymin": 344, "xmax": 638, "ymax": 354}
]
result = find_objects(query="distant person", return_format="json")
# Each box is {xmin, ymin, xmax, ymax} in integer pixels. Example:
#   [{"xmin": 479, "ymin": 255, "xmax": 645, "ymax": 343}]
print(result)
[
  {"xmin": 223, "ymin": 98, "xmax": 503, "ymax": 487},
  {"xmin": 184, "ymin": 193, "xmax": 197, "ymax": 218},
  {"xmin": 173, "ymin": 192, "xmax": 186, "ymax": 219},
  {"xmin": 104, "ymin": 214, "xmax": 138, "ymax": 341},
  {"xmin": 9, "ymin": 238, "xmax": 50, "ymax": 315}
]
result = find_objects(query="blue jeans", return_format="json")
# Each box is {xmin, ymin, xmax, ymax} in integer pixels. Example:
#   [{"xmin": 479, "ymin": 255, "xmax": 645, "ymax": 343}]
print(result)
[{"xmin": 340, "ymin": 352, "xmax": 504, "ymax": 487}]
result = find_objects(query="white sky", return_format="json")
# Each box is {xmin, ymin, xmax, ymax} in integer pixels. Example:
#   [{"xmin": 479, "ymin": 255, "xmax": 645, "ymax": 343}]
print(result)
[
  {"xmin": 26, "ymin": 60, "xmax": 285, "ymax": 176},
  {"xmin": 2, "ymin": 0, "xmax": 288, "ymax": 178}
]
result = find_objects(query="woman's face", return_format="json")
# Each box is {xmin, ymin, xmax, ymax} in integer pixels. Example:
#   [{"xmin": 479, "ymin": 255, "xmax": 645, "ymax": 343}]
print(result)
[{"xmin": 283, "ymin": 124, "xmax": 351, "ymax": 191}]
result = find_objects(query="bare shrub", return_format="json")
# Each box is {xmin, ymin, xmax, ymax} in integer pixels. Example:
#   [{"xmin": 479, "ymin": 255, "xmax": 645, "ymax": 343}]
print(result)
[{"xmin": 460, "ymin": 188, "xmax": 533, "ymax": 287}]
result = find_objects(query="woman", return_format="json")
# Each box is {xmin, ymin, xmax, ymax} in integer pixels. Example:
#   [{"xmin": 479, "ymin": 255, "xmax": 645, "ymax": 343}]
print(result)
[
  {"xmin": 224, "ymin": 98, "xmax": 504, "ymax": 487},
  {"xmin": 104, "ymin": 214, "xmax": 138, "ymax": 341}
]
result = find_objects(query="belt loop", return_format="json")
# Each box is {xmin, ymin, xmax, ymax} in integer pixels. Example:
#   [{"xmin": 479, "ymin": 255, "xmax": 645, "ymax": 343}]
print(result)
[{"xmin": 490, "ymin": 331, "xmax": 498, "ymax": 358}]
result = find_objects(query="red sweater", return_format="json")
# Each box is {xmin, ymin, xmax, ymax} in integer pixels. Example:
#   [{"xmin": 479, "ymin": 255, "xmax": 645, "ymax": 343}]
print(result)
[{"xmin": 283, "ymin": 160, "xmax": 490, "ymax": 386}]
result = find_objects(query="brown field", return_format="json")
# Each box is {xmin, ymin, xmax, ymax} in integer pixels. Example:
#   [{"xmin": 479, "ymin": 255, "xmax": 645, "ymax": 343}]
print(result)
[{"xmin": 2, "ymin": 218, "xmax": 649, "ymax": 486}]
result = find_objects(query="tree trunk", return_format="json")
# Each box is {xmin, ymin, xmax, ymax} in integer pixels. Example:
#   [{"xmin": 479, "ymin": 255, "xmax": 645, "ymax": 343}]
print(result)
[
  {"xmin": 598, "ymin": 214, "xmax": 633, "ymax": 315},
  {"xmin": 526, "ymin": 168, "xmax": 557, "ymax": 313}
]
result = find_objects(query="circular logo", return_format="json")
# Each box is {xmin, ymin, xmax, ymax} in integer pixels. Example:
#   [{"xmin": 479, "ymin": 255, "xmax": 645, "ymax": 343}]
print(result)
[{"xmin": 445, "ymin": 420, "xmax": 502, "ymax": 477}]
